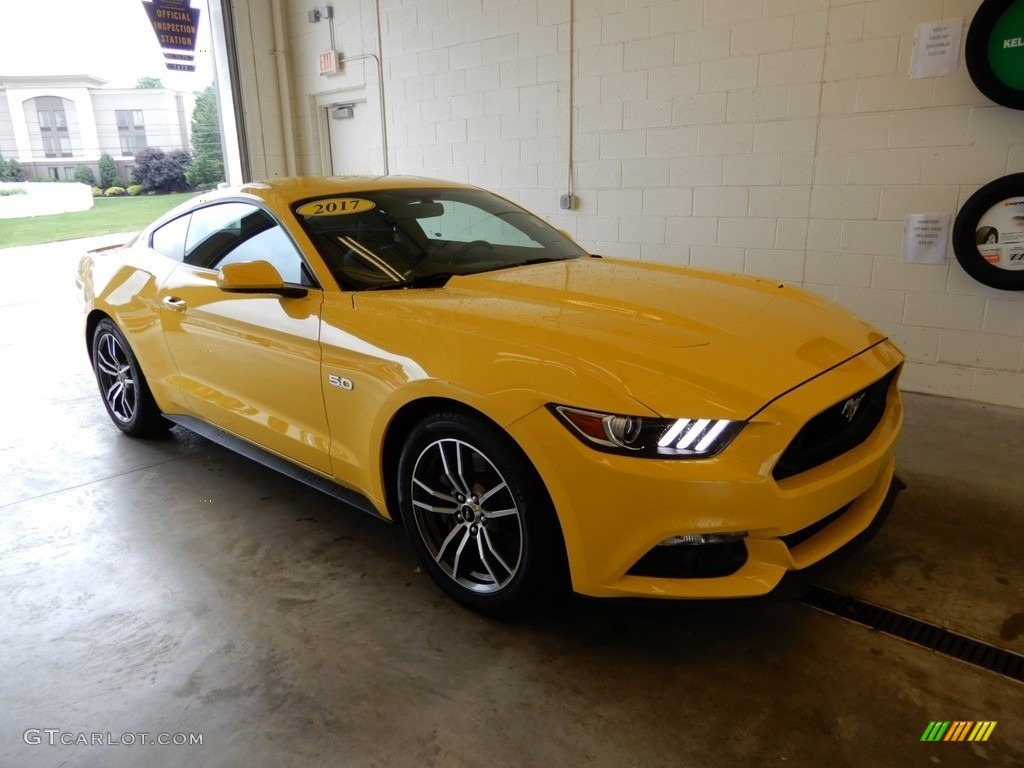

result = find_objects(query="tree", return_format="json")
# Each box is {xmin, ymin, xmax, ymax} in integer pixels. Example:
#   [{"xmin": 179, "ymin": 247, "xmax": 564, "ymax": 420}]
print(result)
[
  {"xmin": 0, "ymin": 156, "xmax": 25, "ymax": 182},
  {"xmin": 185, "ymin": 85, "xmax": 225, "ymax": 188},
  {"xmin": 74, "ymin": 165, "xmax": 96, "ymax": 186},
  {"xmin": 136, "ymin": 77, "xmax": 163, "ymax": 88},
  {"xmin": 99, "ymin": 153, "xmax": 117, "ymax": 188},
  {"xmin": 132, "ymin": 147, "xmax": 191, "ymax": 192}
]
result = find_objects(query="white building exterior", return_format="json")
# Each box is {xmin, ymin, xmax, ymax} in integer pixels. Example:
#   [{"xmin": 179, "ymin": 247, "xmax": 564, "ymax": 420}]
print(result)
[{"xmin": 0, "ymin": 74, "xmax": 194, "ymax": 182}]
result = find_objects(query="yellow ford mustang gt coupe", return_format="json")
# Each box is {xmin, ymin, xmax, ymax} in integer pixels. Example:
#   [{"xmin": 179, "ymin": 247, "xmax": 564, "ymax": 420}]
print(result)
[{"xmin": 78, "ymin": 176, "xmax": 904, "ymax": 616}]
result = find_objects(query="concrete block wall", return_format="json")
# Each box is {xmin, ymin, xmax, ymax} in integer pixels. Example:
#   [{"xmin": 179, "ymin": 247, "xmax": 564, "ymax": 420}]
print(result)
[{"xmin": 235, "ymin": 0, "xmax": 1024, "ymax": 408}]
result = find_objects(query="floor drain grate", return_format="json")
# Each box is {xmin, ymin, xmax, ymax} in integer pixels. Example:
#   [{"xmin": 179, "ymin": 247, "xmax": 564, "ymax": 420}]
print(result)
[{"xmin": 802, "ymin": 586, "xmax": 1024, "ymax": 683}]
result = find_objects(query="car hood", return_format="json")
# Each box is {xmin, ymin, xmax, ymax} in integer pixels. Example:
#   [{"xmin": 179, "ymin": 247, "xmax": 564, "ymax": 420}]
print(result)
[{"xmin": 353, "ymin": 258, "xmax": 887, "ymax": 420}]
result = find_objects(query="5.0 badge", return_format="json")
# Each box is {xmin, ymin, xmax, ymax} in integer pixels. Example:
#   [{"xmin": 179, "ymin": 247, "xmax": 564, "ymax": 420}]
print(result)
[{"xmin": 327, "ymin": 374, "xmax": 354, "ymax": 391}]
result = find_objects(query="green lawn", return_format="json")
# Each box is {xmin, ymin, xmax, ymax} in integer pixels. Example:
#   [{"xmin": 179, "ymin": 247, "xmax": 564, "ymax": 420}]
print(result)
[{"xmin": 0, "ymin": 193, "xmax": 197, "ymax": 249}]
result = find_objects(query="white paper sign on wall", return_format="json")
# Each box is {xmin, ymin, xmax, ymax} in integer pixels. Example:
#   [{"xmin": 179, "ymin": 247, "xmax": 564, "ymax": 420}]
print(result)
[
  {"xmin": 903, "ymin": 213, "xmax": 951, "ymax": 264},
  {"xmin": 911, "ymin": 19, "xmax": 964, "ymax": 78}
]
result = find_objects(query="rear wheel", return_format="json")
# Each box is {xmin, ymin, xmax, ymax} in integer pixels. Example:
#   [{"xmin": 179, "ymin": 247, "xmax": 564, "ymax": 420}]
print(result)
[
  {"xmin": 91, "ymin": 318, "xmax": 170, "ymax": 437},
  {"xmin": 397, "ymin": 411, "xmax": 567, "ymax": 617}
]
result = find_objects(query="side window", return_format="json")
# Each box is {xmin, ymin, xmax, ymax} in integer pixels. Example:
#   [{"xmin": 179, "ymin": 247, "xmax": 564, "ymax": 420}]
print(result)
[
  {"xmin": 184, "ymin": 203, "xmax": 272, "ymax": 270},
  {"xmin": 213, "ymin": 225, "xmax": 306, "ymax": 285},
  {"xmin": 150, "ymin": 214, "xmax": 191, "ymax": 261}
]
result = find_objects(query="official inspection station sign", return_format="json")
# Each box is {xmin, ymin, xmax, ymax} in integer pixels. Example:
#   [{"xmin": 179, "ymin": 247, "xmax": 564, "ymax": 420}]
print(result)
[{"xmin": 142, "ymin": 0, "xmax": 201, "ymax": 72}]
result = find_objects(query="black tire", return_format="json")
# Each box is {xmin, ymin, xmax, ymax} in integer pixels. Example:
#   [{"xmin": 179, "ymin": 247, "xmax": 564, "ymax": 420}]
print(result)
[
  {"xmin": 91, "ymin": 318, "xmax": 170, "ymax": 437},
  {"xmin": 952, "ymin": 173, "xmax": 1024, "ymax": 291},
  {"xmin": 397, "ymin": 410, "xmax": 568, "ymax": 617},
  {"xmin": 965, "ymin": 0, "xmax": 1024, "ymax": 110}
]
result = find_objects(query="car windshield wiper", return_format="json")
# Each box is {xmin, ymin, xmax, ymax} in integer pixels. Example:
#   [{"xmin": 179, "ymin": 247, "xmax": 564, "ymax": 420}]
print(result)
[
  {"xmin": 511, "ymin": 257, "xmax": 565, "ymax": 267},
  {"xmin": 368, "ymin": 258, "xmax": 568, "ymax": 290},
  {"xmin": 368, "ymin": 272, "xmax": 456, "ymax": 290}
]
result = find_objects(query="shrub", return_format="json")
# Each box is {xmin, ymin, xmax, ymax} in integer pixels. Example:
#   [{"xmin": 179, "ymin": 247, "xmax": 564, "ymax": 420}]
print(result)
[
  {"xmin": 99, "ymin": 153, "xmax": 117, "ymax": 188},
  {"xmin": 91, "ymin": 185, "xmax": 103, "ymax": 197},
  {"xmin": 113, "ymin": 177, "xmax": 129, "ymax": 189},
  {"xmin": 0, "ymin": 187, "xmax": 27, "ymax": 196},
  {"xmin": 0, "ymin": 157, "xmax": 26, "ymax": 182},
  {"xmin": 127, "ymin": 185, "xmax": 144, "ymax": 196},
  {"xmin": 132, "ymin": 147, "xmax": 190, "ymax": 192},
  {"xmin": 104, "ymin": 186, "xmax": 127, "ymax": 197},
  {"xmin": 74, "ymin": 165, "xmax": 96, "ymax": 186}
]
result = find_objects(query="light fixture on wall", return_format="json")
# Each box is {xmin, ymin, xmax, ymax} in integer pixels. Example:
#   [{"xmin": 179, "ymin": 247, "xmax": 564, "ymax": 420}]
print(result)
[
  {"xmin": 308, "ymin": 5, "xmax": 332, "ymax": 23},
  {"xmin": 331, "ymin": 104, "xmax": 354, "ymax": 120}
]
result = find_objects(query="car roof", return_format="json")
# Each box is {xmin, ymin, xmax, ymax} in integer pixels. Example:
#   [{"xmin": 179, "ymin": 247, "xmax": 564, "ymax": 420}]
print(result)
[
  {"xmin": 140, "ymin": 175, "xmax": 481, "ymax": 238},
  {"xmin": 236, "ymin": 175, "xmax": 477, "ymax": 207}
]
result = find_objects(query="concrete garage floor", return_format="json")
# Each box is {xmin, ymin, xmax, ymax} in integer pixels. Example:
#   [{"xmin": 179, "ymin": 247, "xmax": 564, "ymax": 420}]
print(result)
[{"xmin": 1, "ymin": 236, "xmax": 1022, "ymax": 768}]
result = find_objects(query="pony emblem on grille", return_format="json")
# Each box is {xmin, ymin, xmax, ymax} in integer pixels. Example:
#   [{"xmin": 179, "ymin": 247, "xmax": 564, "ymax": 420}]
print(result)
[{"xmin": 841, "ymin": 393, "xmax": 866, "ymax": 422}]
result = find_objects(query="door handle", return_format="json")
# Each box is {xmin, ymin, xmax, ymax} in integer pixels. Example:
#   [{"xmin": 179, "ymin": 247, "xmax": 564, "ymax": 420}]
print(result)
[{"xmin": 162, "ymin": 296, "xmax": 187, "ymax": 311}]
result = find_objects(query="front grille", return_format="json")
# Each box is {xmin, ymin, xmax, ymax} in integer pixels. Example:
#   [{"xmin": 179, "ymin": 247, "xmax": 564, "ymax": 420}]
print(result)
[{"xmin": 772, "ymin": 370, "xmax": 895, "ymax": 481}]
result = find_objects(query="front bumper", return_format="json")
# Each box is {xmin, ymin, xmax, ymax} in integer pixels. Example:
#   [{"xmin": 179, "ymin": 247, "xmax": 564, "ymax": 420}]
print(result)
[{"xmin": 507, "ymin": 340, "xmax": 904, "ymax": 599}]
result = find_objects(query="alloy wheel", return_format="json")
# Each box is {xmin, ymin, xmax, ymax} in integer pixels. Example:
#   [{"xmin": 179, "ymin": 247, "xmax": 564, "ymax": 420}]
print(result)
[
  {"xmin": 94, "ymin": 331, "xmax": 137, "ymax": 423},
  {"xmin": 409, "ymin": 437, "xmax": 524, "ymax": 594}
]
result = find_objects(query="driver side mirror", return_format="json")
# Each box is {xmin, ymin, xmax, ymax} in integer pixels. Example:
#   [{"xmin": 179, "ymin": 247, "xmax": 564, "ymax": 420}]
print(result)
[{"xmin": 216, "ymin": 260, "xmax": 307, "ymax": 298}]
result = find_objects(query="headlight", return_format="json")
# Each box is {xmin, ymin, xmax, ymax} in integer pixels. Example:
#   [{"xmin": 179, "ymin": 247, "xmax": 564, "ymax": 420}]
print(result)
[{"xmin": 549, "ymin": 405, "xmax": 743, "ymax": 458}]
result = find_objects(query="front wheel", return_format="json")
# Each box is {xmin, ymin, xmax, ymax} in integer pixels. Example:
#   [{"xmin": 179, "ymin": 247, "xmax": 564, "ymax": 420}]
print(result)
[{"xmin": 397, "ymin": 411, "xmax": 567, "ymax": 617}]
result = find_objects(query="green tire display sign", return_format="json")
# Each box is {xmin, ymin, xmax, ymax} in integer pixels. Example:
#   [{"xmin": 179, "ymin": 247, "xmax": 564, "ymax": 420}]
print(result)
[{"xmin": 966, "ymin": 0, "xmax": 1024, "ymax": 108}]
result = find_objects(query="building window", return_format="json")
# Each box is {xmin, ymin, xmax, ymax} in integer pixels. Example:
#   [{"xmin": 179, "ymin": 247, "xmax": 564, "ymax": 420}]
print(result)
[
  {"xmin": 64, "ymin": 166, "xmax": 76, "ymax": 179},
  {"xmin": 116, "ymin": 109, "xmax": 145, "ymax": 129},
  {"xmin": 116, "ymin": 109, "xmax": 148, "ymax": 157},
  {"xmin": 119, "ymin": 135, "xmax": 148, "ymax": 157},
  {"xmin": 38, "ymin": 109, "xmax": 67, "ymax": 131},
  {"xmin": 33, "ymin": 99, "xmax": 73, "ymax": 158},
  {"xmin": 41, "ymin": 137, "xmax": 70, "ymax": 158},
  {"xmin": 48, "ymin": 167, "xmax": 59, "ymax": 180}
]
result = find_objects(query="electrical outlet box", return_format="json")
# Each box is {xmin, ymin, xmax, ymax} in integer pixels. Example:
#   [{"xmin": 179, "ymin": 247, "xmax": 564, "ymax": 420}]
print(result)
[{"xmin": 559, "ymin": 194, "xmax": 575, "ymax": 210}]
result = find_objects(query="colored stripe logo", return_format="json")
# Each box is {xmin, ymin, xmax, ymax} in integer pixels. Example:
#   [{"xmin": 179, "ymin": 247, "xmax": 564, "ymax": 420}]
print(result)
[{"xmin": 921, "ymin": 721, "xmax": 997, "ymax": 742}]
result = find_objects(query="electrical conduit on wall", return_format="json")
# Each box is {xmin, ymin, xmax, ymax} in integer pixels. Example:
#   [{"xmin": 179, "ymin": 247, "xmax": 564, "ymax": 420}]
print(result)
[{"xmin": 271, "ymin": 0, "xmax": 297, "ymax": 176}]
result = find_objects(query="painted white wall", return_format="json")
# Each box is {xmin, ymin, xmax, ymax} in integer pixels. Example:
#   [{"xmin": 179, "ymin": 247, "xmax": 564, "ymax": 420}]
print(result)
[
  {"xmin": 232, "ymin": 0, "xmax": 1024, "ymax": 409},
  {"xmin": 0, "ymin": 181, "xmax": 93, "ymax": 218}
]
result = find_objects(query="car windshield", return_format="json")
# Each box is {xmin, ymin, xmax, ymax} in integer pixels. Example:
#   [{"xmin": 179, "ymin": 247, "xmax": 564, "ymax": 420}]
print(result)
[{"xmin": 293, "ymin": 187, "xmax": 587, "ymax": 290}]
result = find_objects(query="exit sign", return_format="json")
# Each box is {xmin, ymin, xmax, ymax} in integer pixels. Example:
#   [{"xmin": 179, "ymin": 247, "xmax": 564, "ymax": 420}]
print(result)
[{"xmin": 318, "ymin": 50, "xmax": 337, "ymax": 75}]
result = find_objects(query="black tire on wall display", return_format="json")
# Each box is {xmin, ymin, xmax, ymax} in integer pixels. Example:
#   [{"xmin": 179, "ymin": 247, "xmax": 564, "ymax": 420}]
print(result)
[
  {"xmin": 965, "ymin": 0, "xmax": 1024, "ymax": 110},
  {"xmin": 952, "ymin": 173, "xmax": 1024, "ymax": 290}
]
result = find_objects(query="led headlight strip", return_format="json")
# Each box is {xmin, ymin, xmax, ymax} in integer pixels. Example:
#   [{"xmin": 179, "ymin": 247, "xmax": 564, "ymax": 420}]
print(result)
[{"xmin": 551, "ymin": 405, "xmax": 742, "ymax": 458}]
